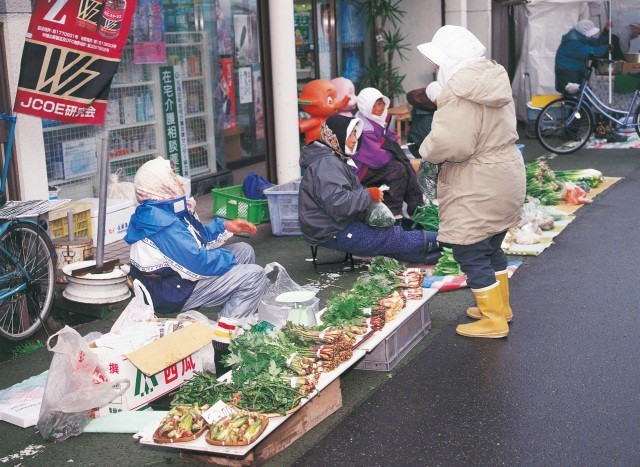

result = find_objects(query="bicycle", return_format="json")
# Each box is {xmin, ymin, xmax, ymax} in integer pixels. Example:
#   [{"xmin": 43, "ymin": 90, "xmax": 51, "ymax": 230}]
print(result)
[
  {"xmin": 536, "ymin": 59, "xmax": 640, "ymax": 154},
  {"xmin": 0, "ymin": 113, "xmax": 57, "ymax": 341}
]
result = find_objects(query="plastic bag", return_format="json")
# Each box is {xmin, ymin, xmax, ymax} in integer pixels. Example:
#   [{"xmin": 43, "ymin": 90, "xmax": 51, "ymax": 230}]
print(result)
[
  {"xmin": 107, "ymin": 169, "xmax": 136, "ymax": 201},
  {"xmin": 417, "ymin": 160, "xmax": 439, "ymax": 203},
  {"xmin": 242, "ymin": 171, "xmax": 273, "ymax": 200},
  {"xmin": 257, "ymin": 262, "xmax": 319, "ymax": 328},
  {"xmin": 365, "ymin": 202, "xmax": 395, "ymax": 227},
  {"xmin": 110, "ymin": 280, "xmax": 155, "ymax": 333},
  {"xmin": 37, "ymin": 327, "xmax": 129, "ymax": 442}
]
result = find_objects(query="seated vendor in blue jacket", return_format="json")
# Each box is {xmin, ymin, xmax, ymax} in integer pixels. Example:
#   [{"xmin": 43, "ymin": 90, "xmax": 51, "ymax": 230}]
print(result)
[{"xmin": 125, "ymin": 157, "xmax": 266, "ymax": 317}]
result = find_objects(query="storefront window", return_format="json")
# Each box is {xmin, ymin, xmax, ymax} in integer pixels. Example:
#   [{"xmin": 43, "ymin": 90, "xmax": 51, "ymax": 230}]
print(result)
[{"xmin": 43, "ymin": 0, "xmax": 266, "ymax": 200}]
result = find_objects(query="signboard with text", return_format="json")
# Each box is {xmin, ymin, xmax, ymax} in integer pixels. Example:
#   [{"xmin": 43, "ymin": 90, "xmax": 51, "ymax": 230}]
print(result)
[
  {"xmin": 159, "ymin": 65, "xmax": 189, "ymax": 176},
  {"xmin": 14, "ymin": 0, "xmax": 136, "ymax": 124}
]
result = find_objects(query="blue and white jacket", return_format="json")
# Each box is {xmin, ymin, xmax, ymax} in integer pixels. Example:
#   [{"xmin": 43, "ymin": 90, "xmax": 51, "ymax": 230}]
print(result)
[{"xmin": 124, "ymin": 196, "xmax": 235, "ymax": 313}]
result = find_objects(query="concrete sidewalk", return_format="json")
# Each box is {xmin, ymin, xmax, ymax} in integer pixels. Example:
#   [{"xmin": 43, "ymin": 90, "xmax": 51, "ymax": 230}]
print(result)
[{"xmin": 2, "ymin": 128, "xmax": 640, "ymax": 465}]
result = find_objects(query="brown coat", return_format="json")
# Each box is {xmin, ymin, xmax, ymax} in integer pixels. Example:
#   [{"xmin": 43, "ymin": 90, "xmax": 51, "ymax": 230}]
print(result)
[{"xmin": 419, "ymin": 60, "xmax": 525, "ymax": 245}]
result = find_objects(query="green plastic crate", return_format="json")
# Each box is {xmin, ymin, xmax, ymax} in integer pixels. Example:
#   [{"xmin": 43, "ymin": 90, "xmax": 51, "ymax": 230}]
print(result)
[{"xmin": 211, "ymin": 185, "xmax": 270, "ymax": 224}]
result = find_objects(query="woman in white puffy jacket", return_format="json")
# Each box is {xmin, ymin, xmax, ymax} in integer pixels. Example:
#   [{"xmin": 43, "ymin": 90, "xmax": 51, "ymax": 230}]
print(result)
[{"xmin": 418, "ymin": 26, "xmax": 526, "ymax": 339}]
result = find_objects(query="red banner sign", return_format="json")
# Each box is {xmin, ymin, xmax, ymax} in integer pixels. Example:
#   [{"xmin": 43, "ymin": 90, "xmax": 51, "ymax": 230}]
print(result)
[{"xmin": 14, "ymin": 0, "xmax": 136, "ymax": 124}]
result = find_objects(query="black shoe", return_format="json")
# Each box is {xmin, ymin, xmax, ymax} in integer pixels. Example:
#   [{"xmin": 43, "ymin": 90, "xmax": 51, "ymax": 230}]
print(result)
[{"xmin": 607, "ymin": 132, "xmax": 628, "ymax": 143}]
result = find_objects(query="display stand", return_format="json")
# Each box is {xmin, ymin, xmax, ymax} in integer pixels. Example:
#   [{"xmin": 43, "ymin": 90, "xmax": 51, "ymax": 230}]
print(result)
[{"xmin": 135, "ymin": 287, "xmax": 438, "ymax": 462}]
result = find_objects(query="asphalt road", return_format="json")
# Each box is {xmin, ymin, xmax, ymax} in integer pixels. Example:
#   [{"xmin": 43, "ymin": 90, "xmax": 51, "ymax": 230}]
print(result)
[{"xmin": 1, "ymin": 125, "xmax": 640, "ymax": 466}]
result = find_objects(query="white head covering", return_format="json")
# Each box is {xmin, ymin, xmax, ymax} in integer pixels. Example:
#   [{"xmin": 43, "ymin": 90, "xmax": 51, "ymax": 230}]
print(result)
[
  {"xmin": 425, "ymin": 81, "xmax": 443, "ymax": 104},
  {"xmin": 417, "ymin": 25, "xmax": 486, "ymax": 87},
  {"xmin": 576, "ymin": 19, "xmax": 599, "ymax": 38},
  {"xmin": 356, "ymin": 87, "xmax": 390, "ymax": 127},
  {"xmin": 134, "ymin": 156, "xmax": 186, "ymax": 205},
  {"xmin": 345, "ymin": 117, "xmax": 363, "ymax": 156}
]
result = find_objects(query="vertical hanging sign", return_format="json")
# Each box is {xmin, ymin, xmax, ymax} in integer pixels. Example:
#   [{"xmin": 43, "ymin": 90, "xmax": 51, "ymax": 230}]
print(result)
[
  {"xmin": 14, "ymin": 0, "xmax": 137, "ymax": 124},
  {"xmin": 159, "ymin": 65, "xmax": 189, "ymax": 176}
]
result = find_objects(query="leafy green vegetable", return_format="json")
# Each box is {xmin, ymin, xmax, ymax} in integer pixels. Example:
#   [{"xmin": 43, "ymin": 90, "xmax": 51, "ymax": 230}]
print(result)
[
  {"xmin": 171, "ymin": 371, "xmax": 235, "ymax": 407},
  {"xmin": 431, "ymin": 247, "xmax": 462, "ymax": 276},
  {"xmin": 411, "ymin": 203, "xmax": 439, "ymax": 231}
]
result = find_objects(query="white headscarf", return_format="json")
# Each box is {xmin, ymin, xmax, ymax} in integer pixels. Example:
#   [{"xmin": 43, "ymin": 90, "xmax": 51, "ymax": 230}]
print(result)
[
  {"xmin": 417, "ymin": 25, "xmax": 486, "ymax": 87},
  {"xmin": 134, "ymin": 156, "xmax": 186, "ymax": 205},
  {"xmin": 356, "ymin": 87, "xmax": 390, "ymax": 128}
]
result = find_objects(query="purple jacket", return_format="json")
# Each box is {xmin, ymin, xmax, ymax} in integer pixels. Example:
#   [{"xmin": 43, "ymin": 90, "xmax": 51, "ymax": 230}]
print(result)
[{"xmin": 352, "ymin": 113, "xmax": 398, "ymax": 180}]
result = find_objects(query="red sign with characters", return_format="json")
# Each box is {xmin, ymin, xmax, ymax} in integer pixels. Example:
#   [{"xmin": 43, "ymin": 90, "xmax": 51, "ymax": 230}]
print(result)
[{"xmin": 14, "ymin": 0, "xmax": 136, "ymax": 124}]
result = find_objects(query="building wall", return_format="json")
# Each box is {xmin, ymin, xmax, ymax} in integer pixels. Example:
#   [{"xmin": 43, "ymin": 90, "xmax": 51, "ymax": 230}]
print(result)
[
  {"xmin": 396, "ymin": 0, "xmax": 492, "ymax": 101},
  {"xmin": 2, "ymin": 0, "xmax": 49, "ymax": 200}
]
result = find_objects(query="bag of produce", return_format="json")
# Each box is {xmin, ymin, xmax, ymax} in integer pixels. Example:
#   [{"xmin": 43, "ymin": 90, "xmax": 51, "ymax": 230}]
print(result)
[
  {"xmin": 257, "ymin": 262, "xmax": 319, "ymax": 329},
  {"xmin": 364, "ymin": 201, "xmax": 395, "ymax": 227},
  {"xmin": 417, "ymin": 160, "xmax": 439, "ymax": 203}
]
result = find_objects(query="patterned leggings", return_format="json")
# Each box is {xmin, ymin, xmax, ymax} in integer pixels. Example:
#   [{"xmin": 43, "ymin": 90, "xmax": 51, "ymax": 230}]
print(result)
[{"xmin": 321, "ymin": 219, "xmax": 441, "ymax": 265}]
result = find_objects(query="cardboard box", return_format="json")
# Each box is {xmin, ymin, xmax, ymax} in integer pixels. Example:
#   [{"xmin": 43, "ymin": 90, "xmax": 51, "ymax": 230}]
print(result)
[
  {"xmin": 93, "ymin": 321, "xmax": 214, "ymax": 417},
  {"xmin": 80, "ymin": 197, "xmax": 136, "ymax": 246},
  {"xmin": 621, "ymin": 61, "xmax": 640, "ymax": 75},
  {"xmin": 61, "ymin": 138, "xmax": 98, "ymax": 180}
]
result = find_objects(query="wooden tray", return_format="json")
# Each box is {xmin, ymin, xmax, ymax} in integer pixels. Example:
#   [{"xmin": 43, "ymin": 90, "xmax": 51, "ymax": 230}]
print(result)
[
  {"xmin": 205, "ymin": 415, "xmax": 269, "ymax": 446},
  {"xmin": 152, "ymin": 419, "xmax": 208, "ymax": 444}
]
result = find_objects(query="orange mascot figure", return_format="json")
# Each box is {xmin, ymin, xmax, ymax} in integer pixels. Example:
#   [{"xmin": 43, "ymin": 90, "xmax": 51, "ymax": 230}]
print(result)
[
  {"xmin": 298, "ymin": 79, "xmax": 350, "ymax": 144},
  {"xmin": 331, "ymin": 77, "xmax": 357, "ymax": 117}
]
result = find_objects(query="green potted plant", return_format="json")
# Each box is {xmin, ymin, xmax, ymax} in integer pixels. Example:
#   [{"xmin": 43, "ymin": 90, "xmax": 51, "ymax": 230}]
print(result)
[{"xmin": 358, "ymin": 0, "xmax": 410, "ymax": 103}]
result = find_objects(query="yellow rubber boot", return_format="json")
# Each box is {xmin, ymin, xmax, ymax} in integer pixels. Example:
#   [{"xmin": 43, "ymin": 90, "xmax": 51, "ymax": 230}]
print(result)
[
  {"xmin": 456, "ymin": 282, "xmax": 508, "ymax": 338},
  {"xmin": 466, "ymin": 270, "xmax": 513, "ymax": 322}
]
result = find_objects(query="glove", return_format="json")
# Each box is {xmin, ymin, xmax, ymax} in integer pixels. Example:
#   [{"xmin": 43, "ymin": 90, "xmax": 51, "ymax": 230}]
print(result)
[
  {"xmin": 367, "ymin": 187, "xmax": 384, "ymax": 203},
  {"xmin": 605, "ymin": 43, "xmax": 614, "ymax": 53},
  {"xmin": 224, "ymin": 219, "xmax": 257, "ymax": 235}
]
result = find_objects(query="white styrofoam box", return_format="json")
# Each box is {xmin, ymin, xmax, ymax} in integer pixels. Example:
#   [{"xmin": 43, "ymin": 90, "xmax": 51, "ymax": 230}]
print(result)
[
  {"xmin": 61, "ymin": 138, "xmax": 98, "ymax": 180},
  {"xmin": 80, "ymin": 197, "xmax": 136, "ymax": 247}
]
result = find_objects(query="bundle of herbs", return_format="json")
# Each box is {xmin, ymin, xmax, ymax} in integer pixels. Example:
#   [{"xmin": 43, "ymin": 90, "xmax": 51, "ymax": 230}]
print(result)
[
  {"xmin": 431, "ymin": 248, "xmax": 462, "ymax": 276},
  {"xmin": 411, "ymin": 203, "xmax": 439, "ymax": 231},
  {"xmin": 525, "ymin": 161, "xmax": 563, "ymax": 205},
  {"xmin": 233, "ymin": 366, "xmax": 311, "ymax": 415},
  {"xmin": 171, "ymin": 371, "xmax": 236, "ymax": 407}
]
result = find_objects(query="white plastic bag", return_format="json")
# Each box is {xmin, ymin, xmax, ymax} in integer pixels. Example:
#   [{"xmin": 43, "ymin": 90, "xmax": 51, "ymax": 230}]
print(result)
[
  {"xmin": 37, "ymin": 327, "xmax": 129, "ymax": 442},
  {"xmin": 257, "ymin": 262, "xmax": 319, "ymax": 328},
  {"xmin": 110, "ymin": 280, "xmax": 155, "ymax": 333},
  {"xmin": 365, "ymin": 202, "xmax": 395, "ymax": 227},
  {"xmin": 107, "ymin": 169, "xmax": 136, "ymax": 201}
]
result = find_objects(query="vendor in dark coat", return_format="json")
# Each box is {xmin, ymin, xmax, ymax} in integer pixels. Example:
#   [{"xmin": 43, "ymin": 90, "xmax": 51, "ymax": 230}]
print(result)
[{"xmin": 298, "ymin": 114, "xmax": 442, "ymax": 265}]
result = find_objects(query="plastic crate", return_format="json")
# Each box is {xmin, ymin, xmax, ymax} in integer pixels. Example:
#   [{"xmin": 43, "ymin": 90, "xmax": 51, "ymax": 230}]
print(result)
[
  {"xmin": 211, "ymin": 185, "xmax": 270, "ymax": 224},
  {"xmin": 48, "ymin": 201, "xmax": 93, "ymax": 239},
  {"xmin": 263, "ymin": 178, "xmax": 302, "ymax": 236},
  {"xmin": 530, "ymin": 94, "xmax": 561, "ymax": 108},
  {"xmin": 354, "ymin": 300, "xmax": 431, "ymax": 371}
]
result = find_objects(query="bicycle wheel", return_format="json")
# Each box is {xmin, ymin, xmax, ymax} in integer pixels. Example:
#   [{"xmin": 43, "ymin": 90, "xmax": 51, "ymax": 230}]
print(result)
[
  {"xmin": 0, "ymin": 220, "xmax": 56, "ymax": 341},
  {"xmin": 536, "ymin": 98, "xmax": 593, "ymax": 154}
]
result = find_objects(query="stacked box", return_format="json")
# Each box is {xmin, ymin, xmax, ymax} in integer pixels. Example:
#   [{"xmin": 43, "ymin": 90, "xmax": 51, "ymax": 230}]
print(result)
[
  {"xmin": 354, "ymin": 300, "xmax": 431, "ymax": 371},
  {"xmin": 48, "ymin": 201, "xmax": 93, "ymax": 239}
]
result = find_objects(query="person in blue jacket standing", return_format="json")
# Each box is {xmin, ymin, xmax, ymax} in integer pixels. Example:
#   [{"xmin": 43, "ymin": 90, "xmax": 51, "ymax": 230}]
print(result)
[
  {"xmin": 554, "ymin": 19, "xmax": 613, "ymax": 94},
  {"xmin": 125, "ymin": 157, "xmax": 266, "ymax": 318}
]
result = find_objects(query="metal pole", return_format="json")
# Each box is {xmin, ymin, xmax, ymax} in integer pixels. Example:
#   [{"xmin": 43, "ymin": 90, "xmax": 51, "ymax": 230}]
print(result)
[{"xmin": 95, "ymin": 129, "xmax": 109, "ymax": 267}]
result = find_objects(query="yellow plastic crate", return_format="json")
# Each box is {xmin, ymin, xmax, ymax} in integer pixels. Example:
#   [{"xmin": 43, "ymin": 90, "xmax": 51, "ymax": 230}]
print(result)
[
  {"xmin": 48, "ymin": 201, "xmax": 92, "ymax": 239},
  {"xmin": 530, "ymin": 94, "xmax": 561, "ymax": 108}
]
